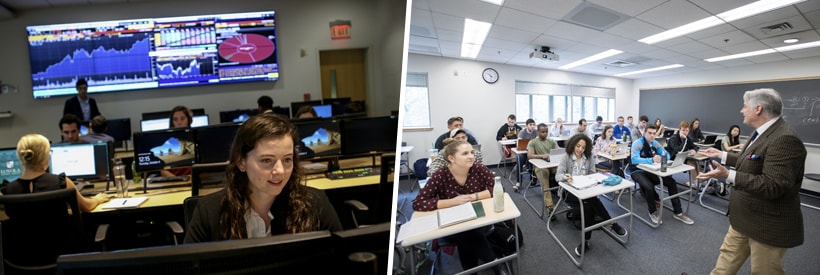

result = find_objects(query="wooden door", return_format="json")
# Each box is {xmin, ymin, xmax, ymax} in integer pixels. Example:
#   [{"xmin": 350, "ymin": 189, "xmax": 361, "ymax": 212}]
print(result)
[{"xmin": 319, "ymin": 48, "xmax": 367, "ymax": 101}]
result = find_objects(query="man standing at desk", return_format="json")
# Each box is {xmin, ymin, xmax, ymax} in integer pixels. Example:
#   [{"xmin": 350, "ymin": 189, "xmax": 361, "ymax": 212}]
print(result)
[
  {"xmin": 527, "ymin": 123, "xmax": 559, "ymax": 218},
  {"xmin": 698, "ymin": 88, "xmax": 806, "ymax": 275},
  {"xmin": 63, "ymin": 79, "xmax": 101, "ymax": 122}
]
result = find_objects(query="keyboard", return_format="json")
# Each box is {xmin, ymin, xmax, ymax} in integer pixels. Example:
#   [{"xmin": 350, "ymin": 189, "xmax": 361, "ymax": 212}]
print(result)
[
  {"xmin": 146, "ymin": 175, "xmax": 190, "ymax": 183},
  {"xmin": 325, "ymin": 167, "xmax": 381, "ymax": 180}
]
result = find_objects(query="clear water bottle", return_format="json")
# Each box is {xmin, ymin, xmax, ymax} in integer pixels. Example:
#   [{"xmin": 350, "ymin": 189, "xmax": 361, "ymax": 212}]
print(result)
[
  {"xmin": 660, "ymin": 152, "xmax": 668, "ymax": 172},
  {"xmin": 111, "ymin": 158, "xmax": 127, "ymax": 198},
  {"xmin": 493, "ymin": 176, "xmax": 504, "ymax": 212}
]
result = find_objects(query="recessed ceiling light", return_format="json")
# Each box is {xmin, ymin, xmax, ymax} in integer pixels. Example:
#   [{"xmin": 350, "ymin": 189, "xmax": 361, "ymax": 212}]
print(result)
[
  {"xmin": 784, "ymin": 38, "xmax": 799, "ymax": 44},
  {"xmin": 704, "ymin": 40, "xmax": 820, "ymax": 62},
  {"xmin": 559, "ymin": 49, "xmax": 623, "ymax": 70},
  {"xmin": 615, "ymin": 64, "xmax": 683, "ymax": 77},
  {"xmin": 460, "ymin": 18, "xmax": 492, "ymax": 59},
  {"xmin": 480, "ymin": 0, "xmax": 504, "ymax": 5}
]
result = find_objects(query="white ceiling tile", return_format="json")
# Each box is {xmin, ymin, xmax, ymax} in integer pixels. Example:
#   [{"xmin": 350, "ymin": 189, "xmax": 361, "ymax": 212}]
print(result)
[
  {"xmin": 435, "ymin": 28, "xmax": 462, "ymax": 42},
  {"xmin": 585, "ymin": 32, "xmax": 635, "ymax": 48},
  {"xmin": 722, "ymin": 40, "xmax": 771, "ymax": 54},
  {"xmin": 729, "ymin": 6, "xmax": 800, "ymax": 30},
  {"xmin": 636, "ymin": 0, "xmax": 711, "ymax": 29},
  {"xmin": 760, "ymin": 30, "xmax": 820, "ymax": 48},
  {"xmin": 542, "ymin": 21, "xmax": 603, "ymax": 43},
  {"xmin": 714, "ymin": 58, "xmax": 754, "ymax": 67},
  {"xmin": 494, "ymin": 7, "xmax": 556, "ymax": 34},
  {"xmin": 531, "ymin": 34, "xmax": 580, "ymax": 51},
  {"xmin": 804, "ymin": 9, "xmax": 820, "ymax": 29},
  {"xmin": 796, "ymin": 0, "xmax": 820, "ymax": 13},
  {"xmin": 685, "ymin": 24, "xmax": 737, "ymax": 40},
  {"xmin": 688, "ymin": 48, "xmax": 731, "ymax": 59},
  {"xmin": 605, "ymin": 18, "xmax": 664, "ymax": 40},
  {"xmin": 687, "ymin": 0, "xmax": 756, "ymax": 15},
  {"xmin": 665, "ymin": 40, "xmax": 714, "ymax": 55},
  {"xmin": 586, "ymin": 0, "xmax": 666, "ymax": 17},
  {"xmin": 642, "ymin": 48, "xmax": 679, "ymax": 59},
  {"xmin": 780, "ymin": 49, "xmax": 820, "ymax": 59},
  {"xmin": 486, "ymin": 24, "xmax": 540, "ymax": 44},
  {"xmin": 428, "ymin": 0, "xmax": 500, "ymax": 24},
  {"xmin": 699, "ymin": 30, "xmax": 757, "ymax": 49},
  {"xmin": 412, "ymin": 0, "xmax": 431, "ymax": 10},
  {"xmin": 504, "ymin": 0, "xmax": 583, "ymax": 20},
  {"xmin": 482, "ymin": 37, "xmax": 530, "ymax": 52},
  {"xmin": 743, "ymin": 53, "xmax": 790, "ymax": 63},
  {"xmin": 431, "ymin": 12, "xmax": 464, "ymax": 32}
]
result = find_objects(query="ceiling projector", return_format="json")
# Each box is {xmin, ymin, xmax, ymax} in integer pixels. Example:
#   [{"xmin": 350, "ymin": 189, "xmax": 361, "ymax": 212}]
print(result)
[{"xmin": 529, "ymin": 46, "xmax": 559, "ymax": 61}]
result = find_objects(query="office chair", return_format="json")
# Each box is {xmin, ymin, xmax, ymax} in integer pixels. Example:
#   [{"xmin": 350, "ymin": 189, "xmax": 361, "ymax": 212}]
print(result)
[
  {"xmin": 344, "ymin": 153, "xmax": 395, "ymax": 228},
  {"xmin": 0, "ymin": 188, "xmax": 104, "ymax": 274}
]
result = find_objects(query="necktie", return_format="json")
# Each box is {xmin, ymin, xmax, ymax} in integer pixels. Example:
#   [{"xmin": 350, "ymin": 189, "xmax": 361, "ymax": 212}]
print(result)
[{"xmin": 749, "ymin": 131, "xmax": 759, "ymax": 143}]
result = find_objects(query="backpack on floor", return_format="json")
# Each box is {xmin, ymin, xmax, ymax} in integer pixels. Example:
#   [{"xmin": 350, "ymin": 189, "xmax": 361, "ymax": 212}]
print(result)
[
  {"xmin": 487, "ymin": 220, "xmax": 523, "ymax": 256},
  {"xmin": 413, "ymin": 158, "xmax": 428, "ymax": 180}
]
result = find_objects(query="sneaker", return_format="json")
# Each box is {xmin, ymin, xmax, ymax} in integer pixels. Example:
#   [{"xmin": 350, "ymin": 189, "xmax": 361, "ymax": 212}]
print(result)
[
  {"xmin": 546, "ymin": 207, "xmax": 557, "ymax": 221},
  {"xmin": 574, "ymin": 242, "xmax": 590, "ymax": 257},
  {"xmin": 717, "ymin": 182, "xmax": 728, "ymax": 196},
  {"xmin": 674, "ymin": 213, "xmax": 694, "ymax": 225},
  {"xmin": 649, "ymin": 211, "xmax": 662, "ymax": 224},
  {"xmin": 611, "ymin": 223, "xmax": 628, "ymax": 237}
]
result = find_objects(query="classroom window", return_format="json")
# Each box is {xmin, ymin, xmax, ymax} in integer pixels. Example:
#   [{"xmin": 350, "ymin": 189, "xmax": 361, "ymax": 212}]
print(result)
[
  {"xmin": 514, "ymin": 81, "xmax": 615, "ymax": 124},
  {"xmin": 403, "ymin": 72, "xmax": 431, "ymax": 129}
]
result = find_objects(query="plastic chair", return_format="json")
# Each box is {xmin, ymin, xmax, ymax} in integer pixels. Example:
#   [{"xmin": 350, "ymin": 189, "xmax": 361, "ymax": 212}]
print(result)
[{"xmin": 0, "ymin": 188, "xmax": 106, "ymax": 274}]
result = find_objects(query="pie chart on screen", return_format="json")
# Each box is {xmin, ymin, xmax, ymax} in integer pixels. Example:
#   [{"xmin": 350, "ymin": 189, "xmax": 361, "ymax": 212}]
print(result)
[{"xmin": 218, "ymin": 34, "xmax": 275, "ymax": 63}]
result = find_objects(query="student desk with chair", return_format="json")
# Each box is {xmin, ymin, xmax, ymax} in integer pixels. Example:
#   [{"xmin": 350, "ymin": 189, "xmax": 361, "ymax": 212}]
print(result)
[
  {"xmin": 547, "ymin": 174, "xmax": 634, "ymax": 267},
  {"xmin": 622, "ymin": 162, "xmax": 695, "ymax": 228},
  {"xmin": 397, "ymin": 193, "xmax": 521, "ymax": 275},
  {"xmin": 521, "ymin": 158, "xmax": 559, "ymax": 219}
]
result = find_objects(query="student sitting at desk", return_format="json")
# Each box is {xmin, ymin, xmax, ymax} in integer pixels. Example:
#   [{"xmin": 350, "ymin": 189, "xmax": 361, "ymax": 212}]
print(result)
[
  {"xmin": 666, "ymin": 121, "xmax": 698, "ymax": 187},
  {"xmin": 496, "ymin": 114, "xmax": 521, "ymax": 158},
  {"xmin": 612, "ymin": 116, "xmax": 631, "ymax": 141},
  {"xmin": 628, "ymin": 125, "xmax": 694, "ymax": 225},
  {"xmin": 549, "ymin": 118, "xmax": 566, "ymax": 138},
  {"xmin": 413, "ymin": 140, "xmax": 505, "ymax": 275},
  {"xmin": 79, "ymin": 115, "xmax": 115, "ymax": 144},
  {"xmin": 654, "ymin": 118, "xmax": 666, "ymax": 138},
  {"xmin": 517, "ymin": 118, "xmax": 537, "ymax": 140},
  {"xmin": 184, "ymin": 114, "xmax": 341, "ymax": 243},
  {"xmin": 593, "ymin": 126, "xmax": 620, "ymax": 173},
  {"xmin": 527, "ymin": 123, "xmax": 559, "ymax": 218},
  {"xmin": 427, "ymin": 129, "xmax": 483, "ymax": 177},
  {"xmin": 688, "ymin": 118, "xmax": 705, "ymax": 143},
  {"xmin": 722, "ymin": 125, "xmax": 743, "ymax": 151},
  {"xmin": 5, "ymin": 134, "xmax": 110, "ymax": 212},
  {"xmin": 555, "ymin": 134, "xmax": 627, "ymax": 256}
]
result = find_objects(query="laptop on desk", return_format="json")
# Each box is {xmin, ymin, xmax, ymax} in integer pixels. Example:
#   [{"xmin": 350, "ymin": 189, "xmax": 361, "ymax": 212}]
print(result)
[
  {"xmin": 703, "ymin": 135, "xmax": 718, "ymax": 145},
  {"xmin": 516, "ymin": 139, "xmax": 531, "ymax": 151},
  {"xmin": 644, "ymin": 152, "xmax": 688, "ymax": 171},
  {"xmin": 613, "ymin": 143, "xmax": 630, "ymax": 155}
]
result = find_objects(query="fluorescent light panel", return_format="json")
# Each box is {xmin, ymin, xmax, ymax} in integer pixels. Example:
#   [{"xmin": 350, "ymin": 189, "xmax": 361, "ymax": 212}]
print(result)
[
  {"xmin": 460, "ymin": 18, "xmax": 492, "ymax": 59},
  {"xmin": 705, "ymin": 40, "xmax": 820, "ymax": 62},
  {"xmin": 615, "ymin": 64, "xmax": 683, "ymax": 77},
  {"xmin": 639, "ymin": 0, "xmax": 806, "ymax": 45},
  {"xmin": 480, "ymin": 0, "xmax": 504, "ymax": 5},
  {"xmin": 558, "ymin": 49, "xmax": 623, "ymax": 70}
]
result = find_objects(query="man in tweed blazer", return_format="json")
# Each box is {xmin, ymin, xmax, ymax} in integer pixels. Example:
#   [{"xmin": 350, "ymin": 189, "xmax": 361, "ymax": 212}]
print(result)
[{"xmin": 698, "ymin": 88, "xmax": 806, "ymax": 275}]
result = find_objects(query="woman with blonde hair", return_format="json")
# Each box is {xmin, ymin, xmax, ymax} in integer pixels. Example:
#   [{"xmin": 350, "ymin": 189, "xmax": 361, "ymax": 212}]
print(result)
[{"xmin": 5, "ymin": 134, "xmax": 109, "ymax": 212}]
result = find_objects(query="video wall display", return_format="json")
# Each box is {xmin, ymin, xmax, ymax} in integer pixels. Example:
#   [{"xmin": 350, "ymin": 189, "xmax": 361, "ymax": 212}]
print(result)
[{"xmin": 27, "ymin": 11, "xmax": 278, "ymax": 99}]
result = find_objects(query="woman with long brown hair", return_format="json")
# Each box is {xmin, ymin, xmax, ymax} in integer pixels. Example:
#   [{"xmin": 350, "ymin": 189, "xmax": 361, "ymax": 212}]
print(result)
[{"xmin": 184, "ymin": 114, "xmax": 341, "ymax": 242}]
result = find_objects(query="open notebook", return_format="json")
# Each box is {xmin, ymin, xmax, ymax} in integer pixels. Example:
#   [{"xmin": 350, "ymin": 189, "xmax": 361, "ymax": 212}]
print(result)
[
  {"xmin": 101, "ymin": 197, "xmax": 149, "ymax": 209},
  {"xmin": 395, "ymin": 201, "xmax": 485, "ymax": 243}
]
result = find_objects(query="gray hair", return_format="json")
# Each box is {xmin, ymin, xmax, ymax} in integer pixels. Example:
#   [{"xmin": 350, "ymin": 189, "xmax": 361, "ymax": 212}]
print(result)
[{"xmin": 743, "ymin": 88, "xmax": 782, "ymax": 117}]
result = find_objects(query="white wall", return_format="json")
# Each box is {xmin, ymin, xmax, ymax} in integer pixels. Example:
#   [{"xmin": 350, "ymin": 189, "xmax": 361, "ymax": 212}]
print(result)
[
  {"xmin": 634, "ymin": 56, "xmax": 820, "ymax": 193},
  {"xmin": 402, "ymin": 53, "xmax": 635, "ymax": 168},
  {"xmin": 0, "ymin": 0, "xmax": 405, "ymax": 147}
]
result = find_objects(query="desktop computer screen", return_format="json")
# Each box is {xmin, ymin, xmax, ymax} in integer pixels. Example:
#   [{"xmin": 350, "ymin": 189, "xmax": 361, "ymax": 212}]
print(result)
[
  {"xmin": 104, "ymin": 118, "xmax": 132, "ymax": 142},
  {"xmin": 191, "ymin": 115, "xmax": 209, "ymax": 128},
  {"xmin": 323, "ymin": 97, "xmax": 351, "ymax": 116},
  {"xmin": 133, "ymin": 128, "xmax": 195, "ymax": 173},
  {"xmin": 0, "ymin": 147, "xmax": 24, "ymax": 183},
  {"xmin": 340, "ymin": 116, "xmax": 398, "ymax": 155},
  {"xmin": 219, "ymin": 109, "xmax": 257, "ymax": 123},
  {"xmin": 140, "ymin": 118, "xmax": 169, "ymax": 132},
  {"xmin": 293, "ymin": 119, "xmax": 340, "ymax": 157},
  {"xmin": 290, "ymin": 100, "xmax": 322, "ymax": 118},
  {"xmin": 194, "ymin": 123, "xmax": 240, "ymax": 164},
  {"xmin": 49, "ymin": 142, "xmax": 109, "ymax": 181},
  {"xmin": 312, "ymin": 104, "xmax": 332, "ymax": 118}
]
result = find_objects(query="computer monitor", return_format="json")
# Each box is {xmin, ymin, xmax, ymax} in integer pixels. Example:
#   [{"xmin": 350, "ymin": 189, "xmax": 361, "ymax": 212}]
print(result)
[
  {"xmin": 219, "ymin": 109, "xmax": 257, "ymax": 123},
  {"xmin": 194, "ymin": 122, "xmax": 240, "ymax": 164},
  {"xmin": 340, "ymin": 116, "xmax": 398, "ymax": 156},
  {"xmin": 142, "ymin": 108, "xmax": 206, "ymax": 120},
  {"xmin": 332, "ymin": 222, "xmax": 390, "ymax": 273},
  {"xmin": 104, "ymin": 118, "xmax": 132, "ymax": 143},
  {"xmin": 290, "ymin": 100, "xmax": 322, "ymax": 118},
  {"xmin": 80, "ymin": 124, "xmax": 89, "ymax": 136},
  {"xmin": 312, "ymin": 104, "xmax": 332, "ymax": 118},
  {"xmin": 140, "ymin": 118, "xmax": 170, "ymax": 132},
  {"xmin": 323, "ymin": 97, "xmax": 351, "ymax": 116},
  {"xmin": 293, "ymin": 118, "xmax": 341, "ymax": 157},
  {"xmin": 272, "ymin": 106, "xmax": 290, "ymax": 118},
  {"xmin": 49, "ymin": 142, "xmax": 109, "ymax": 181},
  {"xmin": 191, "ymin": 115, "xmax": 209, "ymax": 128},
  {"xmin": 132, "ymin": 128, "xmax": 195, "ymax": 173},
  {"xmin": 0, "ymin": 147, "xmax": 24, "ymax": 184},
  {"xmin": 57, "ymin": 231, "xmax": 335, "ymax": 275}
]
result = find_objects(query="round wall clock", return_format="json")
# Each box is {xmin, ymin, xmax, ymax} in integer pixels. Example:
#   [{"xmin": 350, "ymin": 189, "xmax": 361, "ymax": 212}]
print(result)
[{"xmin": 482, "ymin": 68, "xmax": 499, "ymax": 84}]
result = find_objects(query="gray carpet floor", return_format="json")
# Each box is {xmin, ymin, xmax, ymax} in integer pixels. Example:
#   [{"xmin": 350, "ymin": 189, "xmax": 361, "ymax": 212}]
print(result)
[{"xmin": 393, "ymin": 166, "xmax": 820, "ymax": 274}]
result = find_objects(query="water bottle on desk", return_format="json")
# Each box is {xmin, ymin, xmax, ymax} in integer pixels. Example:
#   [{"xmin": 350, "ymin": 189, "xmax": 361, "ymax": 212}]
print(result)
[
  {"xmin": 493, "ymin": 176, "xmax": 504, "ymax": 212},
  {"xmin": 111, "ymin": 158, "xmax": 128, "ymax": 198},
  {"xmin": 660, "ymin": 152, "xmax": 668, "ymax": 172}
]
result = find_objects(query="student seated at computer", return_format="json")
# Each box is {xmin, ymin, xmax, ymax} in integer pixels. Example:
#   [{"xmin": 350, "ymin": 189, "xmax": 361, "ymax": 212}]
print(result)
[
  {"xmin": 413, "ymin": 140, "xmax": 505, "ymax": 275},
  {"xmin": 294, "ymin": 105, "xmax": 317, "ymax": 119},
  {"xmin": 159, "ymin": 106, "xmax": 194, "ymax": 178},
  {"xmin": 665, "ymin": 121, "xmax": 698, "ymax": 187},
  {"xmin": 5, "ymin": 134, "xmax": 110, "ymax": 212},
  {"xmin": 628, "ymin": 125, "xmax": 694, "ymax": 225},
  {"xmin": 555, "ymin": 134, "xmax": 627, "ymax": 256},
  {"xmin": 79, "ymin": 115, "xmax": 115, "ymax": 144},
  {"xmin": 427, "ymin": 129, "xmax": 483, "ymax": 177},
  {"xmin": 517, "ymin": 118, "xmax": 537, "ymax": 140},
  {"xmin": 56, "ymin": 114, "xmax": 86, "ymax": 145},
  {"xmin": 184, "ymin": 114, "xmax": 342, "ymax": 243}
]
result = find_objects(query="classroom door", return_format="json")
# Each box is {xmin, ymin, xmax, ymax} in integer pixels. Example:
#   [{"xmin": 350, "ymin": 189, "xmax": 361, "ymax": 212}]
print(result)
[{"xmin": 319, "ymin": 48, "xmax": 367, "ymax": 101}]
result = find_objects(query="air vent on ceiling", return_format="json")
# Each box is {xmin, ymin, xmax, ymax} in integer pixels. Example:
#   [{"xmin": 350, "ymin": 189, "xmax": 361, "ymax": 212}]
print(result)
[
  {"xmin": 604, "ymin": 60, "xmax": 636, "ymax": 68},
  {"xmin": 760, "ymin": 22, "xmax": 793, "ymax": 35},
  {"xmin": 563, "ymin": 2, "xmax": 628, "ymax": 31}
]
